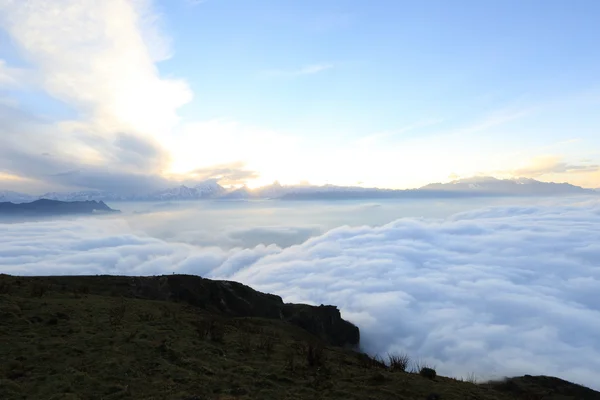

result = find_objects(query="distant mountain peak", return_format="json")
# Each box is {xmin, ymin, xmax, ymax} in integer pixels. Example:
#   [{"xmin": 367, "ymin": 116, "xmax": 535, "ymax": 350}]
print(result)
[
  {"xmin": 1, "ymin": 176, "xmax": 596, "ymax": 203},
  {"xmin": 420, "ymin": 176, "xmax": 592, "ymax": 195},
  {"xmin": 449, "ymin": 176, "xmax": 500, "ymax": 184}
]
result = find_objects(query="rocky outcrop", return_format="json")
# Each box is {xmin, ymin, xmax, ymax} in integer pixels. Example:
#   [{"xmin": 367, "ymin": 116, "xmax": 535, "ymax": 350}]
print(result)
[
  {"xmin": 45, "ymin": 274, "xmax": 360, "ymax": 348},
  {"xmin": 281, "ymin": 303, "xmax": 360, "ymax": 348}
]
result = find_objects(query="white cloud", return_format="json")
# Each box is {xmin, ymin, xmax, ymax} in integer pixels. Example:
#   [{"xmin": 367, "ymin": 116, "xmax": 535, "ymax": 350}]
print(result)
[
  {"xmin": 493, "ymin": 155, "xmax": 600, "ymax": 189},
  {"xmin": 504, "ymin": 155, "xmax": 599, "ymax": 177},
  {"xmin": 165, "ymin": 119, "xmax": 302, "ymax": 185},
  {"xmin": 0, "ymin": 0, "xmax": 192, "ymax": 137},
  {"xmin": 1, "ymin": 200, "xmax": 600, "ymax": 389},
  {"xmin": 0, "ymin": 0, "xmax": 198, "ymax": 193}
]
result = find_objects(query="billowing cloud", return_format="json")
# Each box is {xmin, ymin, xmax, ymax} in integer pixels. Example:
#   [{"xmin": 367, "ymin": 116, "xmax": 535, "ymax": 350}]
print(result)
[
  {"xmin": 1, "ymin": 200, "xmax": 600, "ymax": 389},
  {"xmin": 0, "ymin": 0, "xmax": 191, "ymax": 193},
  {"xmin": 165, "ymin": 119, "xmax": 301, "ymax": 186},
  {"xmin": 0, "ymin": 0, "xmax": 191, "ymax": 135},
  {"xmin": 0, "ymin": 102, "xmax": 173, "ymax": 194}
]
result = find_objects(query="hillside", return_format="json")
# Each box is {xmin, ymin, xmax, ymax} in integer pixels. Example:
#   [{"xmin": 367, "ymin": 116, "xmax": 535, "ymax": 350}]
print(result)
[
  {"xmin": 0, "ymin": 274, "xmax": 598, "ymax": 400},
  {"xmin": 0, "ymin": 199, "xmax": 119, "ymax": 216}
]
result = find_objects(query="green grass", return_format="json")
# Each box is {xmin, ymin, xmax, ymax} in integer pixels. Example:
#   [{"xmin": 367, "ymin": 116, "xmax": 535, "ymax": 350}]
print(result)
[{"xmin": 0, "ymin": 274, "xmax": 597, "ymax": 400}]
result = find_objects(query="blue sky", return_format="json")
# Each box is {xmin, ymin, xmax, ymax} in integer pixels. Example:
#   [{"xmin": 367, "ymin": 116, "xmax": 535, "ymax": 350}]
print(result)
[{"xmin": 0, "ymin": 0, "xmax": 599, "ymax": 192}]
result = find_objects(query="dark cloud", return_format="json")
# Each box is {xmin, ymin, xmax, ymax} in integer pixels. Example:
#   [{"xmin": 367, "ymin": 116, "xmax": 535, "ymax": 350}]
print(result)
[
  {"xmin": 48, "ymin": 168, "xmax": 170, "ymax": 195},
  {"xmin": 0, "ymin": 139, "xmax": 170, "ymax": 195},
  {"xmin": 0, "ymin": 102, "xmax": 172, "ymax": 194},
  {"xmin": 0, "ymin": 101, "xmax": 263, "ymax": 194},
  {"xmin": 112, "ymin": 132, "xmax": 169, "ymax": 171}
]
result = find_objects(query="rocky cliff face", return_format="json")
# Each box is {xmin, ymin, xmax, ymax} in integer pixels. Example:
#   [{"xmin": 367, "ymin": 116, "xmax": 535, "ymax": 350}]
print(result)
[{"xmin": 46, "ymin": 274, "xmax": 360, "ymax": 348}]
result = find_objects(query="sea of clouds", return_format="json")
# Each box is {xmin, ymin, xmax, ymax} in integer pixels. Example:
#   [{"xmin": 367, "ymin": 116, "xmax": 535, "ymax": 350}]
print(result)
[{"xmin": 1, "ymin": 199, "xmax": 600, "ymax": 389}]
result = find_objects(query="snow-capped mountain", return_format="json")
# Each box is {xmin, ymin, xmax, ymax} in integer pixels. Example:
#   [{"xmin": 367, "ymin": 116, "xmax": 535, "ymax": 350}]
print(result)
[
  {"xmin": 33, "ymin": 180, "xmax": 227, "ymax": 202},
  {"xmin": 145, "ymin": 180, "xmax": 226, "ymax": 200},
  {"xmin": 0, "ymin": 191, "xmax": 36, "ymax": 203},
  {"xmin": 253, "ymin": 181, "xmax": 287, "ymax": 199},
  {"xmin": 220, "ymin": 186, "xmax": 254, "ymax": 200},
  {"xmin": 39, "ymin": 191, "xmax": 128, "ymax": 202},
  {"xmin": 420, "ymin": 176, "xmax": 593, "ymax": 195},
  {"xmin": 1, "ymin": 177, "xmax": 597, "ymax": 203}
]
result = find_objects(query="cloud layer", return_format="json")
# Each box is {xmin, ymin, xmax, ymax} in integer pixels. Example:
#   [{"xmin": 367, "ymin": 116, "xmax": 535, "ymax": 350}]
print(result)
[{"xmin": 2, "ymin": 200, "xmax": 600, "ymax": 388}]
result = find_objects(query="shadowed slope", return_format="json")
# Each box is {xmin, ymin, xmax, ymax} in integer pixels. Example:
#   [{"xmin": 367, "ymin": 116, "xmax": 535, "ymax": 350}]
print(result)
[{"xmin": 0, "ymin": 274, "xmax": 598, "ymax": 400}]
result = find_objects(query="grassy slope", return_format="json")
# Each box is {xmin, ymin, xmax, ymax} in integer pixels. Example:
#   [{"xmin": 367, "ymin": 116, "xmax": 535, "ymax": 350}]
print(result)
[{"xmin": 1, "ymin": 275, "xmax": 598, "ymax": 400}]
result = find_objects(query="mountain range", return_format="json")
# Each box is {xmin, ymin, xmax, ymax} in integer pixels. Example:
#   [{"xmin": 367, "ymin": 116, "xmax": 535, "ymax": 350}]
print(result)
[
  {"xmin": 0, "ymin": 177, "xmax": 596, "ymax": 203},
  {"xmin": 0, "ymin": 199, "xmax": 119, "ymax": 216}
]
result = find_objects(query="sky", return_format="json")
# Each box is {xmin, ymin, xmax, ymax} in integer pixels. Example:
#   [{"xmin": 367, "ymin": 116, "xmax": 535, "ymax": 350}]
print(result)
[
  {"xmin": 2, "ymin": 197, "xmax": 600, "ymax": 389},
  {"xmin": 1, "ymin": 0, "xmax": 600, "ymax": 194}
]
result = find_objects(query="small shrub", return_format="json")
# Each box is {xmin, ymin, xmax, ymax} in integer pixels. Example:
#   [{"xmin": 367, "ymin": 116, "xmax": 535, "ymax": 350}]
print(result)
[
  {"xmin": 412, "ymin": 359, "xmax": 435, "ymax": 374},
  {"xmin": 420, "ymin": 367, "xmax": 437, "ymax": 380},
  {"xmin": 464, "ymin": 372, "xmax": 477, "ymax": 384},
  {"xmin": 305, "ymin": 342, "xmax": 325, "ymax": 367},
  {"xmin": 388, "ymin": 352, "xmax": 410, "ymax": 372},
  {"xmin": 374, "ymin": 354, "xmax": 387, "ymax": 369},
  {"xmin": 357, "ymin": 352, "xmax": 387, "ymax": 370}
]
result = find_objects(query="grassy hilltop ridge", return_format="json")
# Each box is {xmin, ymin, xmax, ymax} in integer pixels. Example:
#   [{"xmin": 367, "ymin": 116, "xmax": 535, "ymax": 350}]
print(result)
[{"xmin": 0, "ymin": 274, "xmax": 598, "ymax": 400}]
